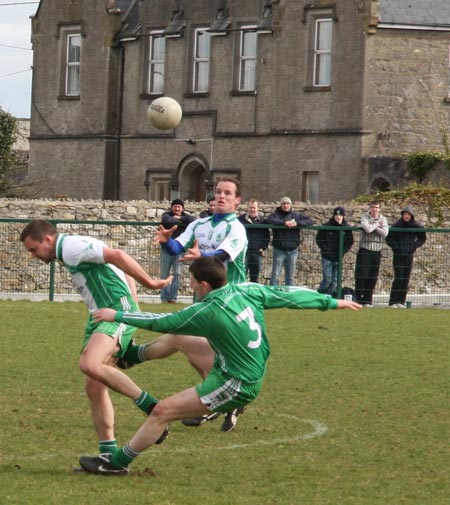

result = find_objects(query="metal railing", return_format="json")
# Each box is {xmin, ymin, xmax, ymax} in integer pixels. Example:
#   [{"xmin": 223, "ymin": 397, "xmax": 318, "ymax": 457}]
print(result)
[{"xmin": 1, "ymin": 218, "xmax": 447, "ymax": 307}]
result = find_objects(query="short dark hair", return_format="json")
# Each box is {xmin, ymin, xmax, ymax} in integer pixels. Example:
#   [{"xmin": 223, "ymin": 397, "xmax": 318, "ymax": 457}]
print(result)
[
  {"xmin": 189, "ymin": 257, "xmax": 227, "ymax": 290},
  {"xmin": 215, "ymin": 177, "xmax": 242, "ymax": 198},
  {"xmin": 20, "ymin": 220, "xmax": 57, "ymax": 242}
]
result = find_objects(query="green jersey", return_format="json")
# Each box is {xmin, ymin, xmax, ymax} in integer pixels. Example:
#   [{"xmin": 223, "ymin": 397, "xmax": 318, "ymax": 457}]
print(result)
[
  {"xmin": 176, "ymin": 214, "xmax": 247, "ymax": 283},
  {"xmin": 115, "ymin": 283, "xmax": 338, "ymax": 384},
  {"xmin": 56, "ymin": 234, "xmax": 134, "ymax": 313}
]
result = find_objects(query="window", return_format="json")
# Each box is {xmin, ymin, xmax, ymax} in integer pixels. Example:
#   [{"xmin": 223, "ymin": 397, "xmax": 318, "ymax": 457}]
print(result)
[
  {"xmin": 146, "ymin": 174, "xmax": 171, "ymax": 201},
  {"xmin": 66, "ymin": 33, "xmax": 81, "ymax": 96},
  {"xmin": 148, "ymin": 31, "xmax": 165, "ymax": 95},
  {"xmin": 301, "ymin": 171, "xmax": 319, "ymax": 204},
  {"xmin": 193, "ymin": 28, "xmax": 211, "ymax": 93},
  {"xmin": 313, "ymin": 19, "xmax": 332, "ymax": 87},
  {"xmin": 239, "ymin": 27, "xmax": 257, "ymax": 91}
]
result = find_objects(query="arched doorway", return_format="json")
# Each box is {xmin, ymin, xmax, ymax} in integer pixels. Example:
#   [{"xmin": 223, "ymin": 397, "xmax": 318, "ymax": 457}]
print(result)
[
  {"xmin": 176, "ymin": 154, "xmax": 213, "ymax": 201},
  {"xmin": 370, "ymin": 177, "xmax": 391, "ymax": 193}
]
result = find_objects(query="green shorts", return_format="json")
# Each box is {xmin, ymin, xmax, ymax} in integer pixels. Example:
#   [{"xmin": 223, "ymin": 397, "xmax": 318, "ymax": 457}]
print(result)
[
  {"xmin": 195, "ymin": 366, "xmax": 263, "ymax": 413},
  {"xmin": 81, "ymin": 298, "xmax": 138, "ymax": 356}
]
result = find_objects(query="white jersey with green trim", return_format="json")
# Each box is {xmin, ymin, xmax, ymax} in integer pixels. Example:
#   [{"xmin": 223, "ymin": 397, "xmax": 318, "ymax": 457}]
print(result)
[
  {"xmin": 176, "ymin": 214, "xmax": 247, "ymax": 283},
  {"xmin": 116, "ymin": 283, "xmax": 338, "ymax": 383},
  {"xmin": 56, "ymin": 234, "xmax": 132, "ymax": 313}
]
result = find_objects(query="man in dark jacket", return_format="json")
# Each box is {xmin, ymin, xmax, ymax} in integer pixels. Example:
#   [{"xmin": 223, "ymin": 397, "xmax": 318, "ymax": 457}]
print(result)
[
  {"xmin": 159, "ymin": 199, "xmax": 196, "ymax": 303},
  {"xmin": 238, "ymin": 199, "xmax": 270, "ymax": 283},
  {"xmin": 316, "ymin": 206, "xmax": 354, "ymax": 295},
  {"xmin": 267, "ymin": 197, "xmax": 313, "ymax": 285},
  {"xmin": 386, "ymin": 205, "xmax": 426, "ymax": 308}
]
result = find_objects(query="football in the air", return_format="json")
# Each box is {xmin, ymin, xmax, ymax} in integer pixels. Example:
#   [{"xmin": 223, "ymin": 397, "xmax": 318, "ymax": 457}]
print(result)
[{"xmin": 147, "ymin": 96, "xmax": 183, "ymax": 130}]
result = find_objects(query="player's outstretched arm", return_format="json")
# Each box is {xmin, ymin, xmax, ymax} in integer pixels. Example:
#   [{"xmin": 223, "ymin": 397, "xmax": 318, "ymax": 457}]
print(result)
[
  {"xmin": 153, "ymin": 224, "xmax": 177, "ymax": 244},
  {"xmin": 336, "ymin": 299, "xmax": 362, "ymax": 311},
  {"xmin": 92, "ymin": 308, "xmax": 117, "ymax": 322},
  {"xmin": 103, "ymin": 247, "xmax": 173, "ymax": 290},
  {"xmin": 179, "ymin": 239, "xmax": 201, "ymax": 262}
]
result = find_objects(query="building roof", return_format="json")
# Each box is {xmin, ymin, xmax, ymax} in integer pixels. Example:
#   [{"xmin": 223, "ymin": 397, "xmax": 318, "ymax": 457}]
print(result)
[
  {"xmin": 379, "ymin": 0, "xmax": 450, "ymax": 27},
  {"xmin": 115, "ymin": 0, "xmax": 141, "ymax": 39}
]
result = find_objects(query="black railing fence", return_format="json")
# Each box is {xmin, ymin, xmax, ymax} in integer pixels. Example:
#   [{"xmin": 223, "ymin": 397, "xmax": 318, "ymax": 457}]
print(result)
[{"xmin": 1, "ymin": 218, "xmax": 448, "ymax": 307}]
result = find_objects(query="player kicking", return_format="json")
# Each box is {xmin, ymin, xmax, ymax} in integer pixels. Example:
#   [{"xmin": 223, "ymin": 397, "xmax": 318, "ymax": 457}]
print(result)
[{"xmin": 79, "ymin": 256, "xmax": 361, "ymax": 476}]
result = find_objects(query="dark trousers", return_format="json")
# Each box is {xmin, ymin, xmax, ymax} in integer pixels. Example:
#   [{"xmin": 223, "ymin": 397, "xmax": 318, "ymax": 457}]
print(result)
[
  {"xmin": 355, "ymin": 248, "xmax": 381, "ymax": 305},
  {"xmin": 389, "ymin": 253, "xmax": 413, "ymax": 305},
  {"xmin": 246, "ymin": 250, "xmax": 263, "ymax": 283}
]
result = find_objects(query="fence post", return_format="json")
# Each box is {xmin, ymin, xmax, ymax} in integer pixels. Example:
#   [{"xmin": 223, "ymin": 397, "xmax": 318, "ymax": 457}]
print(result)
[
  {"xmin": 49, "ymin": 261, "xmax": 55, "ymax": 301},
  {"xmin": 336, "ymin": 229, "xmax": 345, "ymax": 298}
]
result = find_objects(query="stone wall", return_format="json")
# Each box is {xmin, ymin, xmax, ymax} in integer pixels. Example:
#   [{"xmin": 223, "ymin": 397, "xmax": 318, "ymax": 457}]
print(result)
[{"xmin": 1, "ymin": 198, "xmax": 449, "ymax": 304}]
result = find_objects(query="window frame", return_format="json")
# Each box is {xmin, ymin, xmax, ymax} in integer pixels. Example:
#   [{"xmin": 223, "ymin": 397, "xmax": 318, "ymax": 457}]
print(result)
[
  {"xmin": 145, "ymin": 170, "xmax": 172, "ymax": 201},
  {"xmin": 237, "ymin": 26, "xmax": 257, "ymax": 93},
  {"xmin": 313, "ymin": 18, "xmax": 333, "ymax": 87},
  {"xmin": 57, "ymin": 24, "xmax": 83, "ymax": 100},
  {"xmin": 147, "ymin": 30, "xmax": 166, "ymax": 95},
  {"xmin": 301, "ymin": 171, "xmax": 320, "ymax": 204},
  {"xmin": 65, "ymin": 33, "xmax": 81, "ymax": 96},
  {"xmin": 192, "ymin": 27, "xmax": 211, "ymax": 94}
]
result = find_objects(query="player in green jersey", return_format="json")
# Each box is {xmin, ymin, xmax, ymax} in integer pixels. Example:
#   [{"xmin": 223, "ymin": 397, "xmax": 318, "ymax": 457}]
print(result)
[
  {"xmin": 79, "ymin": 256, "xmax": 361, "ymax": 475},
  {"xmin": 20, "ymin": 220, "xmax": 172, "ymax": 460}
]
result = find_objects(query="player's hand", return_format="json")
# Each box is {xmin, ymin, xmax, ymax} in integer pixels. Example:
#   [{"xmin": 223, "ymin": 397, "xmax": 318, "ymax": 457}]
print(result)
[
  {"xmin": 153, "ymin": 225, "xmax": 177, "ymax": 244},
  {"xmin": 148, "ymin": 275, "xmax": 174, "ymax": 289},
  {"xmin": 179, "ymin": 239, "xmax": 201, "ymax": 262},
  {"xmin": 92, "ymin": 308, "xmax": 117, "ymax": 322},
  {"xmin": 336, "ymin": 299, "xmax": 362, "ymax": 311}
]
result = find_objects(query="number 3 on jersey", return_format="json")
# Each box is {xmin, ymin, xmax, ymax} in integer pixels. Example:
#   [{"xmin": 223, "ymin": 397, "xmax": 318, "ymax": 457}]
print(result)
[{"xmin": 236, "ymin": 307, "xmax": 262, "ymax": 349}]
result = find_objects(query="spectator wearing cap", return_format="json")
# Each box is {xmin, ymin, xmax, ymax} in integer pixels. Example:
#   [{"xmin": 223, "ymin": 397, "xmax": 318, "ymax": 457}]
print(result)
[
  {"xmin": 386, "ymin": 205, "xmax": 426, "ymax": 308},
  {"xmin": 159, "ymin": 199, "xmax": 196, "ymax": 303},
  {"xmin": 266, "ymin": 197, "xmax": 313, "ymax": 285},
  {"xmin": 315, "ymin": 207, "xmax": 354, "ymax": 296}
]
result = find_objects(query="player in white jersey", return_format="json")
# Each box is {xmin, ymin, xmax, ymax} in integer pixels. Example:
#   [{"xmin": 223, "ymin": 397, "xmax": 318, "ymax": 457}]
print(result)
[
  {"xmin": 20, "ymin": 220, "xmax": 172, "ymax": 461},
  {"xmin": 124, "ymin": 178, "xmax": 249, "ymax": 431}
]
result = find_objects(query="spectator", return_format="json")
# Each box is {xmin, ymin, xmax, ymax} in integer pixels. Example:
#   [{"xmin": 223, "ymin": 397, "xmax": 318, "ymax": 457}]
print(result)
[
  {"xmin": 159, "ymin": 199, "xmax": 196, "ymax": 303},
  {"xmin": 266, "ymin": 197, "xmax": 313, "ymax": 286},
  {"xmin": 316, "ymin": 206, "xmax": 354, "ymax": 296},
  {"xmin": 354, "ymin": 200, "xmax": 389, "ymax": 307},
  {"xmin": 386, "ymin": 205, "xmax": 426, "ymax": 308},
  {"xmin": 238, "ymin": 199, "xmax": 270, "ymax": 283},
  {"xmin": 199, "ymin": 196, "xmax": 216, "ymax": 218}
]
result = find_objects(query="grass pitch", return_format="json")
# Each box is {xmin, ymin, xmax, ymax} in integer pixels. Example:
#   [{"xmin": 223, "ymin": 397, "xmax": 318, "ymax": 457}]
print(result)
[{"xmin": 0, "ymin": 300, "xmax": 449, "ymax": 505}]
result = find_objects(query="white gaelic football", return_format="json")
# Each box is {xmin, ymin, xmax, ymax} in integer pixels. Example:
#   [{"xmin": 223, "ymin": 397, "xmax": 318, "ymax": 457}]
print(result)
[{"xmin": 147, "ymin": 97, "xmax": 182, "ymax": 130}]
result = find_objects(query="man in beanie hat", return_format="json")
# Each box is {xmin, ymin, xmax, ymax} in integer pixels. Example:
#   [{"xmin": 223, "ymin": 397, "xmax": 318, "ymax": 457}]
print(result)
[
  {"xmin": 266, "ymin": 197, "xmax": 313, "ymax": 285},
  {"xmin": 159, "ymin": 199, "xmax": 196, "ymax": 303},
  {"xmin": 386, "ymin": 205, "xmax": 426, "ymax": 308},
  {"xmin": 316, "ymin": 207, "xmax": 354, "ymax": 295}
]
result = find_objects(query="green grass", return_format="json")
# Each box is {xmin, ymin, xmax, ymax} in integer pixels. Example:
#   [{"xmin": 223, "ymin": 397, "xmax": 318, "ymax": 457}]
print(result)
[{"xmin": 0, "ymin": 300, "xmax": 449, "ymax": 504}]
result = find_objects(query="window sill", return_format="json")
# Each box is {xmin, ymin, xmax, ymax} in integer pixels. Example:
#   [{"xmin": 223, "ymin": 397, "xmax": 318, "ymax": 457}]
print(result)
[
  {"xmin": 57, "ymin": 95, "xmax": 80, "ymax": 101},
  {"xmin": 140, "ymin": 92, "xmax": 164, "ymax": 100},
  {"xmin": 303, "ymin": 86, "xmax": 331, "ymax": 92},
  {"xmin": 183, "ymin": 92, "xmax": 210, "ymax": 98},
  {"xmin": 229, "ymin": 90, "xmax": 257, "ymax": 96}
]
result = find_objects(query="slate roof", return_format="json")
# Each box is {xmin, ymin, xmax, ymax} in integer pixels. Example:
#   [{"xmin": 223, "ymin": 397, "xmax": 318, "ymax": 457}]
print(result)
[
  {"xmin": 379, "ymin": 0, "xmax": 450, "ymax": 26},
  {"xmin": 115, "ymin": 0, "xmax": 141, "ymax": 39}
]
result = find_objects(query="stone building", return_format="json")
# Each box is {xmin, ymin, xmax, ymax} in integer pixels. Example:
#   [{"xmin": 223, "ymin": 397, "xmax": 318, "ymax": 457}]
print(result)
[{"xmin": 26, "ymin": 0, "xmax": 450, "ymax": 202}]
